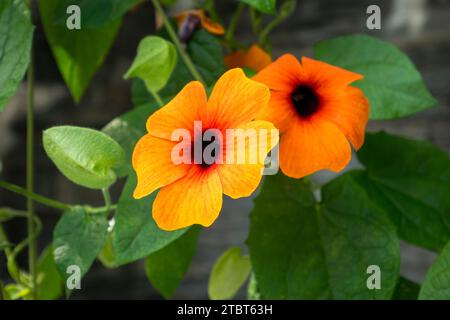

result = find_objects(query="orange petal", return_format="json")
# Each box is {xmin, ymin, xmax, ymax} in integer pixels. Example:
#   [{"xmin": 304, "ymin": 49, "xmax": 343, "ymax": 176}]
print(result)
[
  {"xmin": 224, "ymin": 45, "xmax": 272, "ymax": 72},
  {"xmin": 218, "ymin": 120, "xmax": 278, "ymax": 199},
  {"xmin": 279, "ymin": 119, "xmax": 351, "ymax": 178},
  {"xmin": 200, "ymin": 16, "xmax": 225, "ymax": 35},
  {"xmin": 245, "ymin": 45, "xmax": 272, "ymax": 72},
  {"xmin": 132, "ymin": 134, "xmax": 189, "ymax": 199},
  {"xmin": 146, "ymin": 81, "xmax": 207, "ymax": 140},
  {"xmin": 224, "ymin": 50, "xmax": 247, "ymax": 70},
  {"xmin": 207, "ymin": 68, "xmax": 270, "ymax": 129},
  {"xmin": 175, "ymin": 10, "xmax": 224, "ymax": 35},
  {"xmin": 252, "ymin": 54, "xmax": 303, "ymax": 92},
  {"xmin": 152, "ymin": 166, "xmax": 223, "ymax": 231},
  {"xmin": 256, "ymin": 90, "xmax": 297, "ymax": 133},
  {"xmin": 301, "ymin": 56, "xmax": 363, "ymax": 89},
  {"xmin": 317, "ymin": 86, "xmax": 369, "ymax": 150}
]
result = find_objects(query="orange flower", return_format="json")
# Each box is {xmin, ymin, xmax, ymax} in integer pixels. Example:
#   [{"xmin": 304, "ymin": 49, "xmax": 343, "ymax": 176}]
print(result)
[
  {"xmin": 132, "ymin": 69, "xmax": 277, "ymax": 231},
  {"xmin": 175, "ymin": 9, "xmax": 224, "ymax": 35},
  {"xmin": 224, "ymin": 45, "xmax": 272, "ymax": 72},
  {"xmin": 253, "ymin": 54, "xmax": 369, "ymax": 178}
]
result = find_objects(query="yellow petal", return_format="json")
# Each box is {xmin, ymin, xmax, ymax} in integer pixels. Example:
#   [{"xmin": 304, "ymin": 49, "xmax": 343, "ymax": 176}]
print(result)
[
  {"xmin": 152, "ymin": 166, "xmax": 223, "ymax": 231},
  {"xmin": 132, "ymin": 134, "xmax": 189, "ymax": 199}
]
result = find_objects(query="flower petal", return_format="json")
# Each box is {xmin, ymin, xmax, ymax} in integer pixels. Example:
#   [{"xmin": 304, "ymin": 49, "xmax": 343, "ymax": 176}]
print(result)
[
  {"xmin": 224, "ymin": 45, "xmax": 272, "ymax": 72},
  {"xmin": 301, "ymin": 56, "xmax": 363, "ymax": 89},
  {"xmin": 317, "ymin": 86, "xmax": 369, "ymax": 150},
  {"xmin": 200, "ymin": 16, "xmax": 225, "ymax": 35},
  {"xmin": 252, "ymin": 54, "xmax": 303, "ymax": 92},
  {"xmin": 218, "ymin": 120, "xmax": 278, "ymax": 199},
  {"xmin": 132, "ymin": 134, "xmax": 189, "ymax": 199},
  {"xmin": 256, "ymin": 90, "xmax": 297, "ymax": 133},
  {"xmin": 152, "ymin": 166, "xmax": 223, "ymax": 231},
  {"xmin": 279, "ymin": 120, "xmax": 351, "ymax": 178},
  {"xmin": 207, "ymin": 68, "xmax": 270, "ymax": 129},
  {"xmin": 146, "ymin": 81, "xmax": 207, "ymax": 140}
]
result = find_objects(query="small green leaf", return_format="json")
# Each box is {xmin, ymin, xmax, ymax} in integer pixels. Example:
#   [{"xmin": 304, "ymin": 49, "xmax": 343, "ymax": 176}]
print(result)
[
  {"xmin": 145, "ymin": 227, "xmax": 200, "ymax": 299},
  {"xmin": 240, "ymin": 0, "xmax": 276, "ymax": 14},
  {"xmin": 38, "ymin": 0, "xmax": 121, "ymax": 102},
  {"xmin": 392, "ymin": 277, "xmax": 420, "ymax": 300},
  {"xmin": 419, "ymin": 240, "xmax": 450, "ymax": 299},
  {"xmin": 0, "ymin": 0, "xmax": 34, "ymax": 111},
  {"xmin": 103, "ymin": 103, "xmax": 160, "ymax": 177},
  {"xmin": 4, "ymin": 283, "xmax": 32, "ymax": 300},
  {"xmin": 43, "ymin": 126, "xmax": 125, "ymax": 189},
  {"xmin": 37, "ymin": 246, "xmax": 63, "ymax": 300},
  {"xmin": 53, "ymin": 0, "xmax": 142, "ymax": 29},
  {"xmin": 314, "ymin": 34, "xmax": 436, "ymax": 119},
  {"xmin": 98, "ymin": 233, "xmax": 117, "ymax": 269},
  {"xmin": 247, "ymin": 173, "xmax": 400, "ymax": 299},
  {"xmin": 208, "ymin": 247, "xmax": 252, "ymax": 300},
  {"xmin": 53, "ymin": 207, "xmax": 108, "ymax": 280},
  {"xmin": 112, "ymin": 174, "xmax": 188, "ymax": 265},
  {"xmin": 125, "ymin": 36, "xmax": 177, "ymax": 94},
  {"xmin": 137, "ymin": 29, "xmax": 225, "ymax": 105},
  {"xmin": 358, "ymin": 132, "xmax": 450, "ymax": 251}
]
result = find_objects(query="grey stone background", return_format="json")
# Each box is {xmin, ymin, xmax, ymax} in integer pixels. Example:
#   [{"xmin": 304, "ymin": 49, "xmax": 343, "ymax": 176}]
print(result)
[{"xmin": 0, "ymin": 0, "xmax": 449, "ymax": 299}]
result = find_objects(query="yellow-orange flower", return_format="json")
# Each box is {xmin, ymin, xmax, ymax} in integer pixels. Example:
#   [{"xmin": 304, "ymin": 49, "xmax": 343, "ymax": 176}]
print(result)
[
  {"xmin": 132, "ymin": 69, "xmax": 276, "ymax": 231},
  {"xmin": 175, "ymin": 9, "xmax": 224, "ymax": 35},
  {"xmin": 224, "ymin": 45, "xmax": 272, "ymax": 72},
  {"xmin": 253, "ymin": 54, "xmax": 369, "ymax": 178}
]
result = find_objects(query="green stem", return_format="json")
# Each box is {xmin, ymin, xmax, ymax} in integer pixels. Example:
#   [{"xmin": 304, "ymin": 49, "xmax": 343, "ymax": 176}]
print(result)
[
  {"xmin": 26, "ymin": 30, "xmax": 37, "ymax": 299},
  {"xmin": 225, "ymin": 2, "xmax": 244, "ymax": 50},
  {"xmin": 101, "ymin": 188, "xmax": 112, "ymax": 216},
  {"xmin": 0, "ymin": 224, "xmax": 21, "ymax": 284},
  {"xmin": 149, "ymin": 89, "xmax": 164, "ymax": 107},
  {"xmin": 259, "ymin": 0, "xmax": 296, "ymax": 50},
  {"xmin": 0, "ymin": 181, "xmax": 71, "ymax": 211},
  {"xmin": 151, "ymin": 0, "xmax": 205, "ymax": 83}
]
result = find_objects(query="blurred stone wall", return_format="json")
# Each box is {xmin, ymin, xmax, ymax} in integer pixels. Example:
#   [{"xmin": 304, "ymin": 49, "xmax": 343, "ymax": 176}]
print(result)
[{"xmin": 0, "ymin": 0, "xmax": 449, "ymax": 299}]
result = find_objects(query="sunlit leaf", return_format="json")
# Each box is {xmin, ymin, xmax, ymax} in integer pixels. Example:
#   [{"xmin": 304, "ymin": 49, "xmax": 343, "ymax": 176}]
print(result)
[
  {"xmin": 208, "ymin": 247, "xmax": 251, "ymax": 300},
  {"xmin": 43, "ymin": 126, "xmax": 125, "ymax": 189},
  {"xmin": 125, "ymin": 36, "xmax": 177, "ymax": 94}
]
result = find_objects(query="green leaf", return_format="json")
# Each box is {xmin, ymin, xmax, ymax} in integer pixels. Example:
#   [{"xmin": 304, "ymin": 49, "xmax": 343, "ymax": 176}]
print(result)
[
  {"xmin": 240, "ymin": 0, "xmax": 276, "ymax": 14},
  {"xmin": 419, "ymin": 240, "xmax": 450, "ymax": 299},
  {"xmin": 358, "ymin": 132, "xmax": 450, "ymax": 251},
  {"xmin": 247, "ymin": 173, "xmax": 400, "ymax": 299},
  {"xmin": 138, "ymin": 29, "xmax": 225, "ymax": 105},
  {"xmin": 53, "ymin": 207, "xmax": 108, "ymax": 280},
  {"xmin": 102, "ymin": 103, "xmax": 160, "ymax": 177},
  {"xmin": 53, "ymin": 0, "xmax": 141, "ymax": 29},
  {"xmin": 314, "ymin": 34, "xmax": 436, "ymax": 119},
  {"xmin": 125, "ymin": 36, "xmax": 177, "ymax": 94},
  {"xmin": 98, "ymin": 232, "xmax": 117, "ymax": 269},
  {"xmin": 43, "ymin": 126, "xmax": 125, "ymax": 189},
  {"xmin": 112, "ymin": 173, "xmax": 188, "ymax": 265},
  {"xmin": 0, "ymin": 0, "xmax": 34, "ymax": 111},
  {"xmin": 37, "ymin": 246, "xmax": 63, "ymax": 300},
  {"xmin": 38, "ymin": 0, "xmax": 121, "ymax": 102},
  {"xmin": 4, "ymin": 283, "xmax": 32, "ymax": 300},
  {"xmin": 392, "ymin": 277, "xmax": 420, "ymax": 300},
  {"xmin": 145, "ymin": 227, "xmax": 200, "ymax": 299},
  {"xmin": 208, "ymin": 247, "xmax": 252, "ymax": 300}
]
